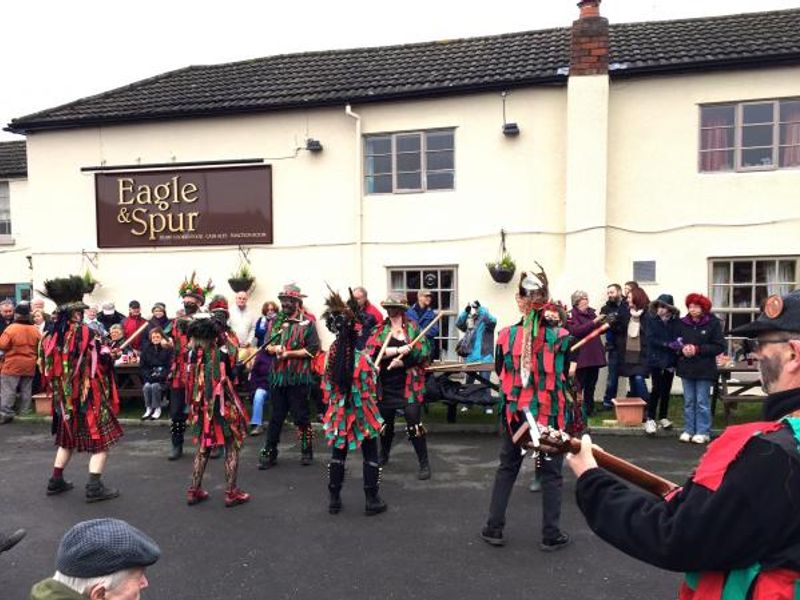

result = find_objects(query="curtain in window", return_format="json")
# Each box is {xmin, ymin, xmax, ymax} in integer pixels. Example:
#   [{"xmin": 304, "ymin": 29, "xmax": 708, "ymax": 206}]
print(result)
[
  {"xmin": 711, "ymin": 263, "xmax": 729, "ymax": 307},
  {"xmin": 781, "ymin": 106, "xmax": 800, "ymax": 168},
  {"xmin": 701, "ymin": 116, "xmax": 732, "ymax": 171},
  {"xmin": 765, "ymin": 261, "xmax": 795, "ymax": 296}
]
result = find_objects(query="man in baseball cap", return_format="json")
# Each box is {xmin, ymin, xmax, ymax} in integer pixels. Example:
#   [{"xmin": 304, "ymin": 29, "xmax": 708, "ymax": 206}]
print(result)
[
  {"xmin": 566, "ymin": 290, "xmax": 800, "ymax": 597},
  {"xmin": 30, "ymin": 518, "xmax": 160, "ymax": 599}
]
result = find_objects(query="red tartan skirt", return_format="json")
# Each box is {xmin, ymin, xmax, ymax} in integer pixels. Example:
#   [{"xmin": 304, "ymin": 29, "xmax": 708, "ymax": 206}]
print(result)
[{"xmin": 54, "ymin": 408, "xmax": 124, "ymax": 453}]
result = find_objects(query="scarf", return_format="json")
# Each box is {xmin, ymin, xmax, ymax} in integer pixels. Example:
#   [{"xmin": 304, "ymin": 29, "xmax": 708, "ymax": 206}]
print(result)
[{"xmin": 627, "ymin": 308, "xmax": 643, "ymax": 354}]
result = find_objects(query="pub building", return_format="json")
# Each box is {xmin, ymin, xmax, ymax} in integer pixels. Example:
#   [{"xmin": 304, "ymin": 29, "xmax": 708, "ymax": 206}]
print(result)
[{"xmin": 2, "ymin": 2, "xmax": 800, "ymax": 359}]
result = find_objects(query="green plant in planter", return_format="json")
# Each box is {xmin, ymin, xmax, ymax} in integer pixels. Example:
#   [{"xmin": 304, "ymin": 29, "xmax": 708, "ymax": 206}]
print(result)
[
  {"xmin": 228, "ymin": 264, "xmax": 255, "ymax": 293},
  {"xmin": 487, "ymin": 253, "xmax": 516, "ymax": 271},
  {"xmin": 82, "ymin": 270, "xmax": 99, "ymax": 293}
]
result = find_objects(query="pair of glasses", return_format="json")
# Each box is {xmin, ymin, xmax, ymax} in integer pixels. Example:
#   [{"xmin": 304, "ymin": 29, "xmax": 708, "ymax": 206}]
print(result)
[{"xmin": 741, "ymin": 338, "xmax": 796, "ymax": 354}]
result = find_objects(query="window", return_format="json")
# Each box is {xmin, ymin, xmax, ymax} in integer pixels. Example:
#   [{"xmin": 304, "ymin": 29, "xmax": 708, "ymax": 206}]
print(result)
[
  {"xmin": 709, "ymin": 257, "xmax": 798, "ymax": 332},
  {"xmin": 365, "ymin": 129, "xmax": 455, "ymax": 194},
  {"xmin": 0, "ymin": 182, "xmax": 10, "ymax": 235},
  {"xmin": 632, "ymin": 261, "xmax": 656, "ymax": 283},
  {"xmin": 700, "ymin": 99, "xmax": 800, "ymax": 172},
  {"xmin": 387, "ymin": 266, "xmax": 457, "ymax": 360}
]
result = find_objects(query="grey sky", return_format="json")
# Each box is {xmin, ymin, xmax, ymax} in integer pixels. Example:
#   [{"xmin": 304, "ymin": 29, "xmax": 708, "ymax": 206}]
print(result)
[{"xmin": 2, "ymin": 0, "xmax": 798, "ymax": 140}]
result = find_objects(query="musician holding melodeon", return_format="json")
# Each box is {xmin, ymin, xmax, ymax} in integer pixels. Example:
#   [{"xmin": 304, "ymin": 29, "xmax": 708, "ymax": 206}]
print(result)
[
  {"xmin": 481, "ymin": 267, "xmax": 578, "ymax": 551},
  {"xmin": 568, "ymin": 290, "xmax": 800, "ymax": 599}
]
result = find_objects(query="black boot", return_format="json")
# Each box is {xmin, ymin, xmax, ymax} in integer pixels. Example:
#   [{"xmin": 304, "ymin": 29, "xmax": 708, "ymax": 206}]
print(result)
[
  {"xmin": 363, "ymin": 460, "xmax": 387, "ymax": 516},
  {"xmin": 408, "ymin": 423, "xmax": 431, "ymax": 480},
  {"xmin": 168, "ymin": 420, "xmax": 185, "ymax": 461},
  {"xmin": 85, "ymin": 477, "xmax": 119, "ymax": 503},
  {"xmin": 299, "ymin": 425, "xmax": 314, "ymax": 466},
  {"xmin": 46, "ymin": 477, "xmax": 74, "ymax": 496},
  {"xmin": 258, "ymin": 444, "xmax": 278, "ymax": 470},
  {"xmin": 328, "ymin": 459, "xmax": 345, "ymax": 514},
  {"xmin": 379, "ymin": 424, "xmax": 394, "ymax": 467}
]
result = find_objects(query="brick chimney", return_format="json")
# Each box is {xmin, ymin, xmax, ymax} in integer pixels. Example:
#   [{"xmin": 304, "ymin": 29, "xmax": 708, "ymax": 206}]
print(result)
[{"xmin": 570, "ymin": 0, "xmax": 609, "ymax": 76}]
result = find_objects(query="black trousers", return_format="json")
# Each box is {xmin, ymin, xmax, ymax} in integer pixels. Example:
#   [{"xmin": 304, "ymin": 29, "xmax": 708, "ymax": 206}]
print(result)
[
  {"xmin": 265, "ymin": 384, "xmax": 310, "ymax": 447},
  {"xmin": 648, "ymin": 367, "xmax": 674, "ymax": 421},
  {"xmin": 169, "ymin": 387, "xmax": 186, "ymax": 422},
  {"xmin": 379, "ymin": 402, "xmax": 422, "ymax": 429},
  {"xmin": 576, "ymin": 366, "xmax": 600, "ymax": 417},
  {"xmin": 331, "ymin": 437, "xmax": 379, "ymax": 467},
  {"xmin": 486, "ymin": 420, "xmax": 564, "ymax": 541}
]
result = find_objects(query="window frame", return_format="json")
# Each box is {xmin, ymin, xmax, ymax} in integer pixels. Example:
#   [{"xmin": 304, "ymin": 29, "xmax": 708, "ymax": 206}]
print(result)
[
  {"xmin": 364, "ymin": 128, "xmax": 456, "ymax": 195},
  {"xmin": 386, "ymin": 265, "xmax": 458, "ymax": 361},
  {"xmin": 699, "ymin": 98, "xmax": 800, "ymax": 173},
  {"xmin": 708, "ymin": 255, "xmax": 799, "ymax": 333},
  {"xmin": 0, "ymin": 181, "xmax": 11, "ymax": 237}
]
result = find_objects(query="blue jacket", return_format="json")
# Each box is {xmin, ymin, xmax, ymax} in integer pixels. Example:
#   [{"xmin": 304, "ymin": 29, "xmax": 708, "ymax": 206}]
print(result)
[
  {"xmin": 456, "ymin": 306, "xmax": 497, "ymax": 363},
  {"xmin": 645, "ymin": 309, "xmax": 679, "ymax": 369},
  {"xmin": 406, "ymin": 304, "xmax": 439, "ymax": 339}
]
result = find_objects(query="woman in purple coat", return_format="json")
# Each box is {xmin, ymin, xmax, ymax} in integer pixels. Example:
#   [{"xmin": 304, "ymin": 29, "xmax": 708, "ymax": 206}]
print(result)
[
  {"xmin": 248, "ymin": 349, "xmax": 273, "ymax": 436},
  {"xmin": 567, "ymin": 291, "xmax": 608, "ymax": 419}
]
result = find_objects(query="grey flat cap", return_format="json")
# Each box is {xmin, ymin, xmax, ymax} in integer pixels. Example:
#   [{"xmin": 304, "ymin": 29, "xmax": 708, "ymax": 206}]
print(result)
[{"xmin": 56, "ymin": 519, "xmax": 160, "ymax": 578}]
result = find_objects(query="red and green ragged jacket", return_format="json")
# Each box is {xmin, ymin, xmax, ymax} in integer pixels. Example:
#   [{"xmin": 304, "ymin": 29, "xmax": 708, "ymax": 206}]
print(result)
[
  {"xmin": 322, "ymin": 348, "xmax": 383, "ymax": 450},
  {"xmin": 39, "ymin": 323, "xmax": 120, "ymax": 436},
  {"xmin": 575, "ymin": 408, "xmax": 800, "ymax": 600},
  {"xmin": 268, "ymin": 313, "xmax": 321, "ymax": 388},
  {"xmin": 495, "ymin": 319, "xmax": 572, "ymax": 430},
  {"xmin": 168, "ymin": 316, "xmax": 192, "ymax": 390},
  {"xmin": 187, "ymin": 333, "xmax": 250, "ymax": 450},
  {"xmin": 367, "ymin": 319, "xmax": 431, "ymax": 405}
]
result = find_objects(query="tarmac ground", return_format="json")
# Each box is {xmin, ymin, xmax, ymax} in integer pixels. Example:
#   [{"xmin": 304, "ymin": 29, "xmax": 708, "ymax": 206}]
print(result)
[{"xmin": 0, "ymin": 422, "xmax": 704, "ymax": 599}]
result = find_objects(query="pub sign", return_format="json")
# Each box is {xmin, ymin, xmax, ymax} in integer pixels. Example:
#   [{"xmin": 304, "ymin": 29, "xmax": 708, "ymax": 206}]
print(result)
[{"xmin": 95, "ymin": 165, "xmax": 273, "ymax": 248}]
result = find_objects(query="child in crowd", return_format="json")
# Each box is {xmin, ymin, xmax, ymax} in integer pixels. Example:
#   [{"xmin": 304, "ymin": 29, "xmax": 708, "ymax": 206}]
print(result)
[{"xmin": 139, "ymin": 328, "xmax": 172, "ymax": 420}]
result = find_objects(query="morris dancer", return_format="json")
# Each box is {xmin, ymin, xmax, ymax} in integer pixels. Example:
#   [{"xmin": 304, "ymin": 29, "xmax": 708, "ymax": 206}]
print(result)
[
  {"xmin": 258, "ymin": 284, "xmax": 320, "ymax": 469},
  {"xmin": 481, "ymin": 268, "xmax": 576, "ymax": 550},
  {"xmin": 185, "ymin": 296, "xmax": 250, "ymax": 507},
  {"xmin": 40, "ymin": 276, "xmax": 122, "ymax": 502},
  {"xmin": 321, "ymin": 289, "xmax": 386, "ymax": 516},
  {"xmin": 568, "ymin": 290, "xmax": 800, "ymax": 598},
  {"xmin": 167, "ymin": 273, "xmax": 213, "ymax": 461},
  {"xmin": 368, "ymin": 294, "xmax": 432, "ymax": 480}
]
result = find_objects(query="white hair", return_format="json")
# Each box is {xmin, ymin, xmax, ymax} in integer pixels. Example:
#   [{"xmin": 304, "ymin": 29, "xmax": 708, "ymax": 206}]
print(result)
[{"xmin": 52, "ymin": 568, "xmax": 134, "ymax": 594}]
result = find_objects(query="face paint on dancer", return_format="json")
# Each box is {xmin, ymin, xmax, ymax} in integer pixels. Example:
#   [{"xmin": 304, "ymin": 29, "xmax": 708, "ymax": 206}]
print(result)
[
  {"xmin": 281, "ymin": 298, "xmax": 300, "ymax": 318},
  {"xmin": 182, "ymin": 297, "xmax": 200, "ymax": 315},
  {"xmin": 543, "ymin": 308, "xmax": 561, "ymax": 328}
]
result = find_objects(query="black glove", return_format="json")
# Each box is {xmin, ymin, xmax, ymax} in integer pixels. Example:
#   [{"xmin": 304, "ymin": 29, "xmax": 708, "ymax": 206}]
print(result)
[
  {"xmin": 472, "ymin": 300, "xmax": 481, "ymax": 309},
  {"xmin": 464, "ymin": 304, "xmax": 472, "ymax": 314}
]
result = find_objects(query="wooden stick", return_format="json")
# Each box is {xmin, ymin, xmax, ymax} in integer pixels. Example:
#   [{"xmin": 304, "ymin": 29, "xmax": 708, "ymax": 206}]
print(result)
[
  {"xmin": 374, "ymin": 332, "xmax": 393, "ymax": 366},
  {"xmin": 570, "ymin": 323, "xmax": 609, "ymax": 352},
  {"xmin": 426, "ymin": 360, "xmax": 489, "ymax": 372},
  {"xmin": 408, "ymin": 311, "xmax": 444, "ymax": 348},
  {"xmin": 117, "ymin": 321, "xmax": 150, "ymax": 351},
  {"xmin": 239, "ymin": 328, "xmax": 286, "ymax": 367}
]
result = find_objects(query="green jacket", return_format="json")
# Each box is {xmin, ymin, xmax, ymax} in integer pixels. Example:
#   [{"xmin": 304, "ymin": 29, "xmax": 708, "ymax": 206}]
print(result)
[{"xmin": 30, "ymin": 578, "xmax": 86, "ymax": 600}]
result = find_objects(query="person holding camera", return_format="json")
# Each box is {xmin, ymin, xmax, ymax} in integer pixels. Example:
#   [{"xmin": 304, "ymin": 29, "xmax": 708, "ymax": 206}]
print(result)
[
  {"xmin": 456, "ymin": 300, "xmax": 497, "ymax": 412},
  {"xmin": 139, "ymin": 327, "xmax": 172, "ymax": 420}
]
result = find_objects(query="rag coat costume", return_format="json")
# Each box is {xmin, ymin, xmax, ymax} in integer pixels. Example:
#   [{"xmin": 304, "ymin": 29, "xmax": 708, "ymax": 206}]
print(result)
[
  {"xmin": 40, "ymin": 321, "xmax": 122, "ymax": 453},
  {"xmin": 576, "ymin": 387, "xmax": 800, "ymax": 599}
]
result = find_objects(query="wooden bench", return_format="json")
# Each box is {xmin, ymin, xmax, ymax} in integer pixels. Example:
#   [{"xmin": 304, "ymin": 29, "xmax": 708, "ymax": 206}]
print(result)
[{"xmin": 714, "ymin": 363, "xmax": 764, "ymax": 425}]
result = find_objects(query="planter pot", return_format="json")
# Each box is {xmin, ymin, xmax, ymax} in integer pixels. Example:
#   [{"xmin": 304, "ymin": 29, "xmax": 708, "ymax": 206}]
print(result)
[
  {"xmin": 33, "ymin": 393, "xmax": 52, "ymax": 416},
  {"xmin": 228, "ymin": 278, "xmax": 255, "ymax": 293},
  {"xmin": 612, "ymin": 397, "xmax": 647, "ymax": 426},
  {"xmin": 487, "ymin": 264, "xmax": 516, "ymax": 284}
]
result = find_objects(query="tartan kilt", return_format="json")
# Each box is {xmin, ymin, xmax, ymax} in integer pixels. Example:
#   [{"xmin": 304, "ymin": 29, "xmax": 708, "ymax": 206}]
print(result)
[{"xmin": 54, "ymin": 408, "xmax": 124, "ymax": 453}]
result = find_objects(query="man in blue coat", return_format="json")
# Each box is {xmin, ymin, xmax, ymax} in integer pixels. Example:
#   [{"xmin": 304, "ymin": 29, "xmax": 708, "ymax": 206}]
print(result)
[
  {"xmin": 407, "ymin": 289, "xmax": 440, "ymax": 359},
  {"xmin": 456, "ymin": 301, "xmax": 497, "ymax": 411}
]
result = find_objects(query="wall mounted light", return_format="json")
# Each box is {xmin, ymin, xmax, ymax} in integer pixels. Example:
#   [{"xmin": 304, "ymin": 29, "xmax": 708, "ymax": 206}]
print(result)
[
  {"xmin": 305, "ymin": 138, "xmax": 324, "ymax": 153},
  {"xmin": 501, "ymin": 91, "xmax": 520, "ymax": 137}
]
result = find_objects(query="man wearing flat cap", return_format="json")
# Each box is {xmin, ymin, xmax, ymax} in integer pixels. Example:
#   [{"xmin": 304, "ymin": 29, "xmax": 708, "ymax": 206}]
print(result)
[
  {"xmin": 30, "ymin": 518, "xmax": 160, "ymax": 599},
  {"xmin": 567, "ymin": 290, "xmax": 800, "ymax": 598}
]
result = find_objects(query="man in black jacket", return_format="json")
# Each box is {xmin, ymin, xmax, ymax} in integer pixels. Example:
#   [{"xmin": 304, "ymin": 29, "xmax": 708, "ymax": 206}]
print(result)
[
  {"xmin": 568, "ymin": 289, "xmax": 800, "ymax": 598},
  {"xmin": 599, "ymin": 284, "xmax": 629, "ymax": 410}
]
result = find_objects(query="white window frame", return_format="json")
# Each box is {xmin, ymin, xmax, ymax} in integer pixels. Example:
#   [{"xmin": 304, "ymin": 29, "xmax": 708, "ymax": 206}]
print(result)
[
  {"xmin": 364, "ymin": 129, "xmax": 456, "ymax": 195},
  {"xmin": 0, "ymin": 181, "xmax": 12, "ymax": 243},
  {"xmin": 708, "ymin": 255, "xmax": 799, "ymax": 333},
  {"xmin": 386, "ymin": 265, "xmax": 458, "ymax": 361},
  {"xmin": 699, "ymin": 98, "xmax": 800, "ymax": 173}
]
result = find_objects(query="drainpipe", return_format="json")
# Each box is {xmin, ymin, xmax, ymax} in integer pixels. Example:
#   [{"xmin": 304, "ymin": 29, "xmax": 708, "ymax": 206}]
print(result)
[{"xmin": 345, "ymin": 104, "xmax": 364, "ymax": 283}]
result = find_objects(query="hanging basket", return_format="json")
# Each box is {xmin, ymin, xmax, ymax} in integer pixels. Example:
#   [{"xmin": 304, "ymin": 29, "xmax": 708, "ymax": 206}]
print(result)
[
  {"xmin": 228, "ymin": 277, "xmax": 255, "ymax": 293},
  {"xmin": 487, "ymin": 264, "xmax": 516, "ymax": 284}
]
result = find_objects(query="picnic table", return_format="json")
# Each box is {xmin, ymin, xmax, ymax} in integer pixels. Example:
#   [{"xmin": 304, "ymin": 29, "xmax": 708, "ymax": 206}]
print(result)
[
  {"xmin": 114, "ymin": 362, "xmax": 145, "ymax": 399},
  {"xmin": 713, "ymin": 361, "xmax": 763, "ymax": 425},
  {"xmin": 424, "ymin": 361, "xmax": 497, "ymax": 423}
]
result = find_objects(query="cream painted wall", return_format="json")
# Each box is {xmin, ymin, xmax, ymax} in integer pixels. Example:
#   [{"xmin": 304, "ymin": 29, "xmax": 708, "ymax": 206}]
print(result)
[{"xmin": 607, "ymin": 65, "xmax": 800, "ymax": 308}]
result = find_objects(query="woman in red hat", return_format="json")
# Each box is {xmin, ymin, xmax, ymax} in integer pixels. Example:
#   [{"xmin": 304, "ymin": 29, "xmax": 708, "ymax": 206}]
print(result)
[{"xmin": 671, "ymin": 293, "xmax": 726, "ymax": 444}]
